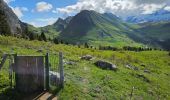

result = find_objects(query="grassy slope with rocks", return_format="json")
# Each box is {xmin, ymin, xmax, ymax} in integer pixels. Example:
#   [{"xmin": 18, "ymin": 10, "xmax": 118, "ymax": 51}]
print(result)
[{"xmin": 0, "ymin": 36, "xmax": 170, "ymax": 100}]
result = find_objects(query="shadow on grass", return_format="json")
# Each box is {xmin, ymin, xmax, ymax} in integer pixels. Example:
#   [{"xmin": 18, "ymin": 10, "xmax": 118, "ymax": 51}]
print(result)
[{"xmin": 0, "ymin": 86, "xmax": 63, "ymax": 100}]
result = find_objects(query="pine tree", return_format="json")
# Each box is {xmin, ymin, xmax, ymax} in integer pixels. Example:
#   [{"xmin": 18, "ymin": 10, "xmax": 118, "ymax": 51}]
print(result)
[
  {"xmin": 84, "ymin": 42, "xmax": 89, "ymax": 48},
  {"xmin": 29, "ymin": 32, "xmax": 34, "ymax": 40},
  {"xmin": 54, "ymin": 38, "xmax": 59, "ymax": 44},
  {"xmin": 40, "ymin": 32, "xmax": 47, "ymax": 41}
]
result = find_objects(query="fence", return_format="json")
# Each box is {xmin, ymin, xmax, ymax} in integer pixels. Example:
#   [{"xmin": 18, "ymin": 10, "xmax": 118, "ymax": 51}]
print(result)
[{"xmin": 0, "ymin": 52, "xmax": 64, "ymax": 93}]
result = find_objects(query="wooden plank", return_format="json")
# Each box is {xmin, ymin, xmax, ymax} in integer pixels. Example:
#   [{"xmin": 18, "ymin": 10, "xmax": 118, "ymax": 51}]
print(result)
[{"xmin": 59, "ymin": 52, "xmax": 64, "ymax": 88}]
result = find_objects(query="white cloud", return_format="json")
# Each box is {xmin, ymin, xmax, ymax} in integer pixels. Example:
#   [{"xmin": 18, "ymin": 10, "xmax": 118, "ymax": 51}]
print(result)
[
  {"xmin": 28, "ymin": 17, "xmax": 57, "ymax": 27},
  {"xmin": 36, "ymin": 1, "xmax": 53, "ymax": 12},
  {"xmin": 36, "ymin": 17, "xmax": 57, "ymax": 25},
  {"xmin": 30, "ymin": 22, "xmax": 37, "ymax": 27},
  {"xmin": 12, "ymin": 7, "xmax": 28, "ymax": 18},
  {"xmin": 164, "ymin": 6, "xmax": 170, "ymax": 11},
  {"xmin": 55, "ymin": 0, "xmax": 168, "ymax": 17},
  {"xmin": 141, "ymin": 4, "xmax": 165, "ymax": 14},
  {"xmin": 3, "ymin": 0, "xmax": 15, "ymax": 4}
]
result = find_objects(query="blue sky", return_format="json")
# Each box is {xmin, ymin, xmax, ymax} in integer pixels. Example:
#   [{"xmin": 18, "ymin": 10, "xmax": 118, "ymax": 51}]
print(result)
[
  {"xmin": 5, "ymin": 0, "xmax": 170, "ymax": 27},
  {"xmin": 6, "ymin": 0, "xmax": 77, "ymax": 27}
]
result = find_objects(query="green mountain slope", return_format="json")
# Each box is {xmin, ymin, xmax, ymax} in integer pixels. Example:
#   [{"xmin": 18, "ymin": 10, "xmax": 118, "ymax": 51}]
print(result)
[
  {"xmin": 135, "ymin": 22, "xmax": 170, "ymax": 50},
  {"xmin": 41, "ymin": 17, "xmax": 72, "ymax": 39},
  {"xmin": 58, "ymin": 10, "xmax": 144, "ymax": 47}
]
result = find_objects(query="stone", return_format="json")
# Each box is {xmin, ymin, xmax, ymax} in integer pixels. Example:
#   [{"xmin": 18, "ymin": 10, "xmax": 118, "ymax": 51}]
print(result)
[
  {"xmin": 125, "ymin": 64, "xmax": 139, "ymax": 71},
  {"xmin": 37, "ymin": 49, "xmax": 43, "ymax": 53},
  {"xmin": 94, "ymin": 60, "xmax": 117, "ymax": 71},
  {"xmin": 144, "ymin": 69, "xmax": 150, "ymax": 73},
  {"xmin": 81, "ymin": 55, "xmax": 94, "ymax": 61},
  {"xmin": 65, "ymin": 61, "xmax": 76, "ymax": 65},
  {"xmin": 137, "ymin": 74, "xmax": 150, "ymax": 83}
]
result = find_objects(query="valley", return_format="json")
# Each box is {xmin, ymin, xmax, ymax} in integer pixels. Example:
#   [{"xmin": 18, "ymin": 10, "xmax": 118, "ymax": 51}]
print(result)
[{"xmin": 0, "ymin": 0, "xmax": 170, "ymax": 99}]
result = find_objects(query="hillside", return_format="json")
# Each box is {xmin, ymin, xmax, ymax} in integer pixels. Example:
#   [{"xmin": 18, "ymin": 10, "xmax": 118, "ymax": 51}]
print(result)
[
  {"xmin": 58, "ymin": 10, "xmax": 144, "ymax": 47},
  {"xmin": 0, "ymin": 0, "xmax": 27, "ymax": 36},
  {"xmin": 41, "ymin": 17, "xmax": 73, "ymax": 39},
  {"xmin": 0, "ymin": 0, "xmax": 169, "ymax": 50},
  {"xmin": 135, "ymin": 22, "xmax": 170, "ymax": 50},
  {"xmin": 0, "ymin": 36, "xmax": 170, "ymax": 99}
]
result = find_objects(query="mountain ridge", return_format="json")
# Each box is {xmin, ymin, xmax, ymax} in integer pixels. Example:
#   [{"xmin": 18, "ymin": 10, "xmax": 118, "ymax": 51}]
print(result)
[{"xmin": 0, "ymin": 1, "xmax": 170, "ymax": 50}]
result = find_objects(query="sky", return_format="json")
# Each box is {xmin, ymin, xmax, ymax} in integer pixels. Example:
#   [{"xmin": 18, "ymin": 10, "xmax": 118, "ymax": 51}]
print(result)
[{"xmin": 4, "ymin": 0, "xmax": 170, "ymax": 27}]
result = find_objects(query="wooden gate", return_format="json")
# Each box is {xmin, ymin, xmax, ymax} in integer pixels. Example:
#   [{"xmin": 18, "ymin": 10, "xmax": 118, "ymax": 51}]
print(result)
[
  {"xmin": 14, "ymin": 56, "xmax": 45, "ymax": 93},
  {"xmin": 0, "ymin": 52, "xmax": 64, "ymax": 93}
]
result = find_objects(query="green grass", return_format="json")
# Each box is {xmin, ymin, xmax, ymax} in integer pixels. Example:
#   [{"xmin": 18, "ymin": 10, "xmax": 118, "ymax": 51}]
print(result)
[{"xmin": 0, "ymin": 36, "xmax": 170, "ymax": 100}]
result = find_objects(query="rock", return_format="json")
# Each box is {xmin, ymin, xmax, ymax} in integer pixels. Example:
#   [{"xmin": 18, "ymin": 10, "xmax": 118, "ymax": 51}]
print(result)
[
  {"xmin": 94, "ymin": 60, "xmax": 117, "ymax": 71},
  {"xmin": 125, "ymin": 64, "xmax": 139, "ymax": 71},
  {"xmin": 65, "ymin": 61, "xmax": 76, "ymax": 65},
  {"xmin": 49, "ymin": 71, "xmax": 60, "ymax": 85},
  {"xmin": 37, "ymin": 49, "xmax": 43, "ymax": 53},
  {"xmin": 137, "ymin": 74, "xmax": 150, "ymax": 83},
  {"xmin": 81, "ymin": 55, "xmax": 94, "ymax": 61},
  {"xmin": 141, "ymin": 64, "xmax": 146, "ymax": 67},
  {"xmin": 144, "ymin": 69, "xmax": 150, "ymax": 73}
]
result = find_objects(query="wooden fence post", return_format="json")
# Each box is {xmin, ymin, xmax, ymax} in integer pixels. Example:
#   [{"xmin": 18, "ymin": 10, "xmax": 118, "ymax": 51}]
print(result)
[
  {"xmin": 59, "ymin": 52, "xmax": 64, "ymax": 88},
  {"xmin": 45, "ymin": 53, "xmax": 50, "ymax": 90},
  {"xmin": 14, "ymin": 53, "xmax": 18, "ymax": 89}
]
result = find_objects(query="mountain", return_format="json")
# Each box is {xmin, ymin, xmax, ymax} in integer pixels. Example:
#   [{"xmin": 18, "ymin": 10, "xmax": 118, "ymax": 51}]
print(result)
[
  {"xmin": 135, "ymin": 22, "xmax": 170, "ymax": 50},
  {"xmin": 58, "ymin": 10, "xmax": 143, "ymax": 47},
  {"xmin": 41, "ymin": 16, "xmax": 73, "ymax": 38},
  {"xmin": 0, "ymin": 0, "xmax": 28, "ymax": 36},
  {"xmin": 126, "ymin": 9, "xmax": 170, "ymax": 23},
  {"xmin": 0, "ymin": 0, "xmax": 169, "ymax": 50}
]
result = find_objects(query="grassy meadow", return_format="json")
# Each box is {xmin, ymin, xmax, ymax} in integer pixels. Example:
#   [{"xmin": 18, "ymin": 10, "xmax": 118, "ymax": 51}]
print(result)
[{"xmin": 0, "ymin": 36, "xmax": 170, "ymax": 100}]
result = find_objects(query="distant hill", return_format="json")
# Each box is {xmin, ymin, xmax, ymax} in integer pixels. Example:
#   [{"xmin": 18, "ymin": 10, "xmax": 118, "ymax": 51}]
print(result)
[{"xmin": 135, "ymin": 22, "xmax": 170, "ymax": 50}]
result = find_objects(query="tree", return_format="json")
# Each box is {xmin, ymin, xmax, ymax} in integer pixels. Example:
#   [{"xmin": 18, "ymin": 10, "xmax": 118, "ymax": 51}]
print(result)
[
  {"xmin": 54, "ymin": 38, "xmax": 59, "ymax": 44},
  {"xmin": 60, "ymin": 40, "xmax": 64, "ymax": 44},
  {"xmin": 40, "ymin": 32, "xmax": 47, "ymax": 41},
  {"xmin": 84, "ymin": 42, "xmax": 89, "ymax": 48},
  {"xmin": 29, "ymin": 32, "xmax": 35, "ymax": 40}
]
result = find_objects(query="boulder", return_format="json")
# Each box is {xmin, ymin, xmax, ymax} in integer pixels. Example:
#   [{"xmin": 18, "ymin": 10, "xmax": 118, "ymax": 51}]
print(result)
[
  {"xmin": 81, "ymin": 55, "xmax": 93, "ymax": 61},
  {"xmin": 94, "ymin": 60, "xmax": 117, "ymax": 71}
]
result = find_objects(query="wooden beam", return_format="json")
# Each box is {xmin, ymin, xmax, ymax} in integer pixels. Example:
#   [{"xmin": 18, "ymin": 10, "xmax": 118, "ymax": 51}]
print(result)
[{"xmin": 59, "ymin": 52, "xmax": 64, "ymax": 88}]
